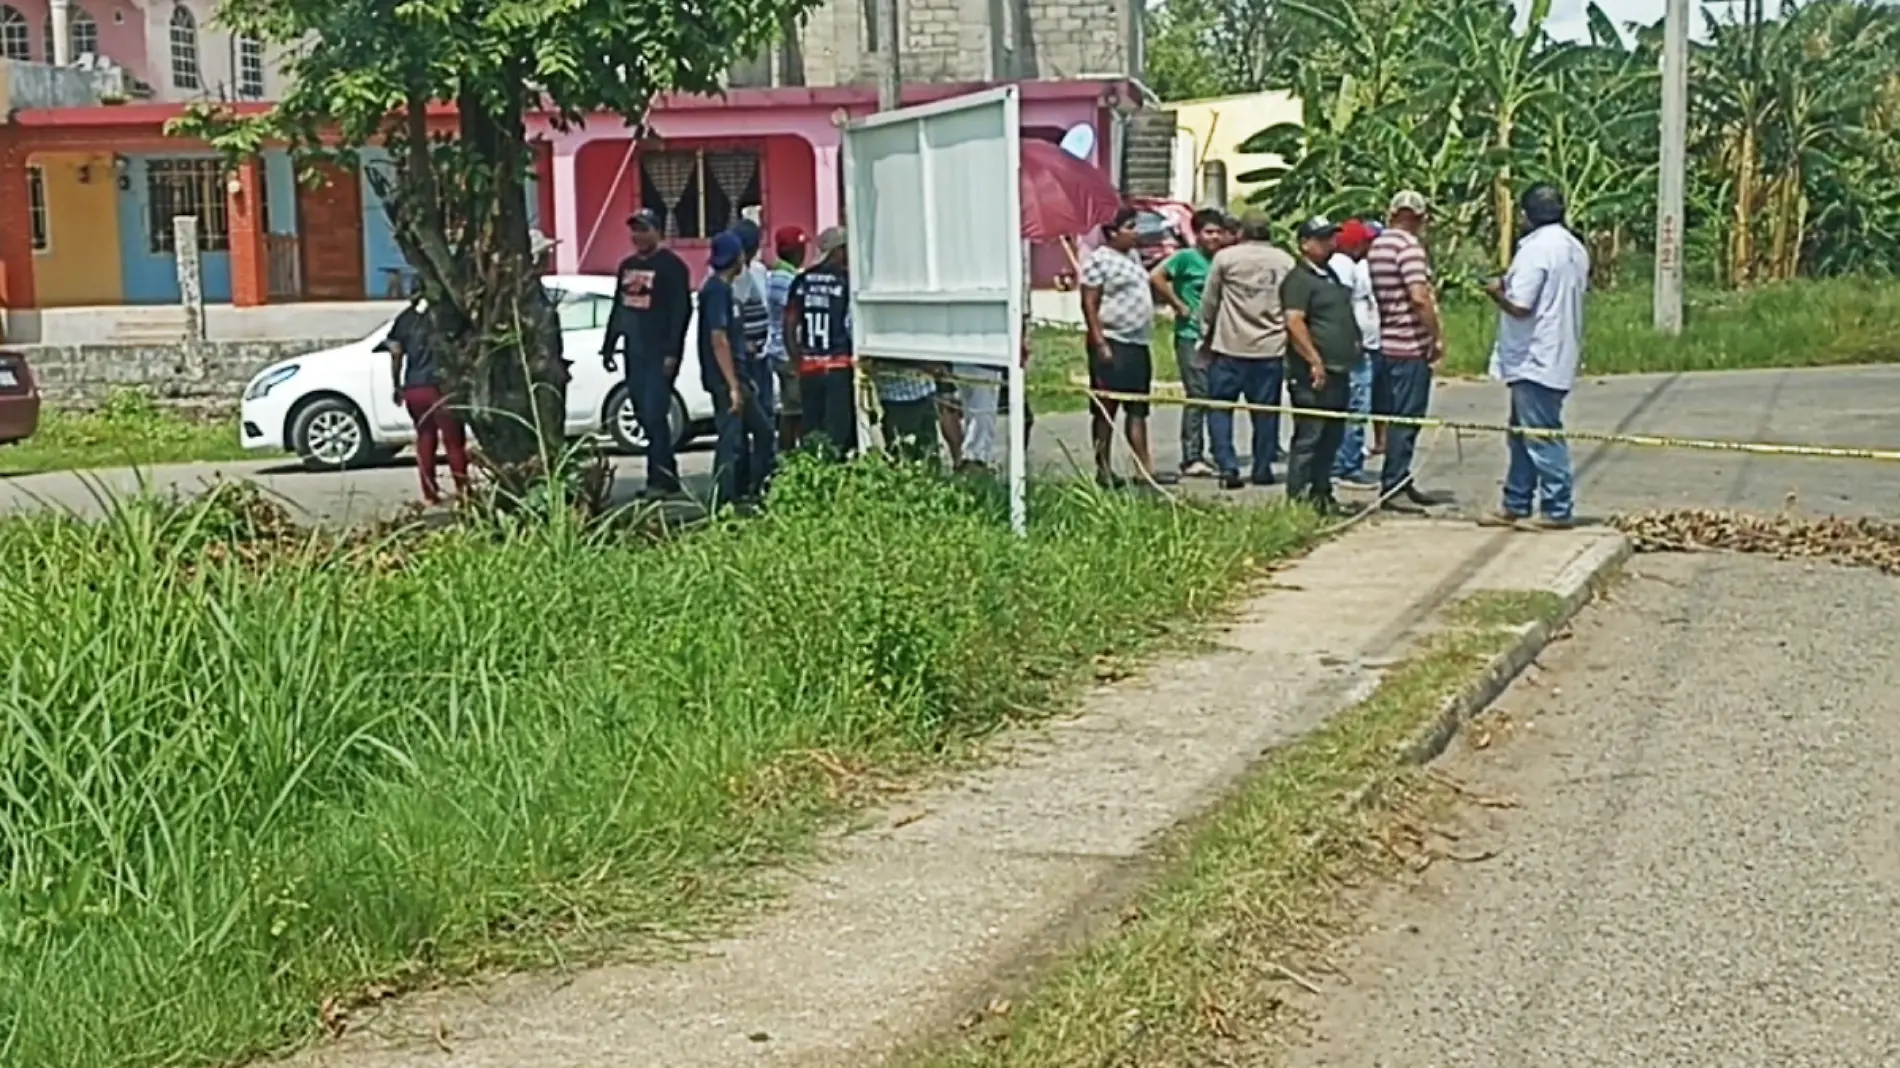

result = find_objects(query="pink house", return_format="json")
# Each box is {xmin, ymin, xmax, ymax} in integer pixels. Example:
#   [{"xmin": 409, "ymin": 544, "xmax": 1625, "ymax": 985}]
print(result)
[{"xmin": 530, "ymin": 78, "xmax": 1143, "ymax": 288}]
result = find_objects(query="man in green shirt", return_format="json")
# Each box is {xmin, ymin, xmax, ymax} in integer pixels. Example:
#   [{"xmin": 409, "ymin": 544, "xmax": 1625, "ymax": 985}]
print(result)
[
  {"xmin": 1151, "ymin": 208, "xmax": 1231, "ymax": 478},
  {"xmin": 1281, "ymin": 216, "xmax": 1361, "ymax": 512}
]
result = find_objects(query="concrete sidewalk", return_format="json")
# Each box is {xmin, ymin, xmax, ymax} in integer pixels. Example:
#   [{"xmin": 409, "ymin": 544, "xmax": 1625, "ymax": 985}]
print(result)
[{"xmin": 285, "ymin": 520, "xmax": 1628, "ymax": 1068}]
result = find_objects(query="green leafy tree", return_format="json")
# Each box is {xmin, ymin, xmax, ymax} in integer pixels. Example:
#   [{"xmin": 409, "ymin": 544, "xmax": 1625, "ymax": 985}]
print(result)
[{"xmin": 180, "ymin": 0, "xmax": 819, "ymax": 478}]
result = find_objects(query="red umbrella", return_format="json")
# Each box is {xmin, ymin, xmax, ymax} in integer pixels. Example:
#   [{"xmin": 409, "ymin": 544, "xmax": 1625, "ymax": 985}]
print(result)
[{"xmin": 1019, "ymin": 138, "xmax": 1124, "ymax": 241}]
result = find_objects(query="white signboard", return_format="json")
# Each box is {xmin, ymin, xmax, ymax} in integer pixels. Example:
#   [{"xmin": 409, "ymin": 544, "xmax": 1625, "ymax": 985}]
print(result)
[{"xmin": 843, "ymin": 85, "xmax": 1029, "ymax": 532}]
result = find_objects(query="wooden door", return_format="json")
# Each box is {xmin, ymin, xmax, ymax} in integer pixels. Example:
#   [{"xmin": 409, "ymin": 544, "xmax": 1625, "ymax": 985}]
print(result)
[{"xmin": 296, "ymin": 165, "xmax": 367, "ymax": 300}]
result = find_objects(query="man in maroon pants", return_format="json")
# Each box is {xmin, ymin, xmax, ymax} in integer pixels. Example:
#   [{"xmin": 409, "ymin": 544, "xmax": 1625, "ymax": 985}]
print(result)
[{"xmin": 379, "ymin": 296, "xmax": 469, "ymax": 504}]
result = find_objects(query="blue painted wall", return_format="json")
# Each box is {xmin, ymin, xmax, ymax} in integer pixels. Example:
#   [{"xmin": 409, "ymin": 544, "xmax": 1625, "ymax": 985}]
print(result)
[
  {"xmin": 117, "ymin": 153, "xmax": 233, "ymax": 305},
  {"xmin": 264, "ymin": 149, "xmax": 298, "ymax": 236}
]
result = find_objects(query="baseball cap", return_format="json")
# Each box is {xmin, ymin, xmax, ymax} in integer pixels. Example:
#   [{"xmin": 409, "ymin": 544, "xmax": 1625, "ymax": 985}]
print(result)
[
  {"xmin": 816, "ymin": 226, "xmax": 847, "ymax": 255},
  {"xmin": 1388, "ymin": 189, "xmax": 1429, "ymax": 216},
  {"xmin": 774, "ymin": 224, "xmax": 809, "ymax": 249},
  {"xmin": 628, "ymin": 208, "xmax": 663, "ymax": 231},
  {"xmin": 1297, "ymin": 215, "xmax": 1341, "ymax": 240},
  {"xmin": 732, "ymin": 219, "xmax": 762, "ymax": 256},
  {"xmin": 1336, "ymin": 218, "xmax": 1374, "ymax": 250},
  {"xmin": 709, "ymin": 231, "xmax": 743, "ymax": 270}
]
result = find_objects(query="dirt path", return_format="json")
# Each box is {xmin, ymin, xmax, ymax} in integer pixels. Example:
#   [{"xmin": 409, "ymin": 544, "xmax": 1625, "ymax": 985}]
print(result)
[
  {"xmin": 1285, "ymin": 552, "xmax": 1900, "ymax": 1067},
  {"xmin": 279, "ymin": 520, "xmax": 1623, "ymax": 1068}
]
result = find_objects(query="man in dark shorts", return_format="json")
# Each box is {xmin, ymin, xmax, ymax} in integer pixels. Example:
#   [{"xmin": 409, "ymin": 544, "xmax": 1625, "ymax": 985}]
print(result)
[
  {"xmin": 784, "ymin": 227, "xmax": 857, "ymax": 458},
  {"xmin": 1078, "ymin": 207, "xmax": 1157, "ymax": 486}
]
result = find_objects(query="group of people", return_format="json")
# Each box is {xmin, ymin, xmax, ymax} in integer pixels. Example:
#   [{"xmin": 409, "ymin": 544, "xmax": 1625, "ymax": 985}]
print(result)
[
  {"xmin": 387, "ymin": 181, "xmax": 1587, "ymax": 529},
  {"xmin": 601, "ymin": 209, "xmax": 1029, "ymax": 507},
  {"xmin": 1080, "ymin": 183, "xmax": 1586, "ymax": 525}
]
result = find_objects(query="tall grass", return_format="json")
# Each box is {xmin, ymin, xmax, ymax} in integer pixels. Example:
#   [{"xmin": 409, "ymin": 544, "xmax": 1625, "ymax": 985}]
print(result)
[
  {"xmin": 1438, "ymin": 275, "xmax": 1900, "ymax": 376},
  {"xmin": 0, "ymin": 457, "xmax": 1313, "ymax": 1068}
]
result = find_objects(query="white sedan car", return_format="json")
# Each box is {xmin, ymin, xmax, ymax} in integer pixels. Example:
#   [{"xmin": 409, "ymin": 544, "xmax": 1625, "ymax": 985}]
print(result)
[{"xmin": 239, "ymin": 273, "xmax": 716, "ymax": 470}]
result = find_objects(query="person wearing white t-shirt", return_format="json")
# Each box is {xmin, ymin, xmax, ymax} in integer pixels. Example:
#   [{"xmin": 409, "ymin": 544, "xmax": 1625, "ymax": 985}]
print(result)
[
  {"xmin": 1480, "ymin": 184, "xmax": 1588, "ymax": 530},
  {"xmin": 1328, "ymin": 218, "xmax": 1382, "ymax": 487}
]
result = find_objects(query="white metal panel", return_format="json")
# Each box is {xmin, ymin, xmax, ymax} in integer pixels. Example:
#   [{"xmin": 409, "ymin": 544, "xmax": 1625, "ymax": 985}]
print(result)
[{"xmin": 843, "ymin": 85, "xmax": 1024, "ymax": 369}]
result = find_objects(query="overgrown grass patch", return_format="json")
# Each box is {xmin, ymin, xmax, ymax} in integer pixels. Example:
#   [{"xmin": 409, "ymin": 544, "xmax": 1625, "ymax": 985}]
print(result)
[
  {"xmin": 907, "ymin": 590, "xmax": 1558, "ymax": 1068},
  {"xmin": 0, "ymin": 389, "xmax": 265, "ymax": 476},
  {"xmin": 0, "ymin": 455, "xmax": 1314, "ymax": 1068}
]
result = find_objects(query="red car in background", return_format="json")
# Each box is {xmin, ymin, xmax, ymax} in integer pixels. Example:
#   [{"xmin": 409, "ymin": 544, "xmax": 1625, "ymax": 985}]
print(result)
[{"xmin": 0, "ymin": 351, "xmax": 42, "ymax": 446}]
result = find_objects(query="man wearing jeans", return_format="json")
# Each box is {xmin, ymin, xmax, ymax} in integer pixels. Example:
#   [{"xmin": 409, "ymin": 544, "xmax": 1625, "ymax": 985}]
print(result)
[
  {"xmin": 1281, "ymin": 217, "xmax": 1360, "ymax": 513},
  {"xmin": 1481, "ymin": 184, "xmax": 1589, "ymax": 530},
  {"xmin": 1151, "ymin": 208, "xmax": 1229, "ymax": 478},
  {"xmin": 1329, "ymin": 218, "xmax": 1381, "ymax": 488},
  {"xmin": 1199, "ymin": 212, "xmax": 1294, "ymax": 491},
  {"xmin": 1367, "ymin": 190, "xmax": 1448, "ymax": 512}
]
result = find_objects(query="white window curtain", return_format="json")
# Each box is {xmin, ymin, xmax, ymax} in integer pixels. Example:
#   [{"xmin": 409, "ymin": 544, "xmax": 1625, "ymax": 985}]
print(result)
[
  {"xmin": 707, "ymin": 151, "xmax": 759, "ymax": 232},
  {"xmin": 643, "ymin": 153, "xmax": 695, "ymax": 239}
]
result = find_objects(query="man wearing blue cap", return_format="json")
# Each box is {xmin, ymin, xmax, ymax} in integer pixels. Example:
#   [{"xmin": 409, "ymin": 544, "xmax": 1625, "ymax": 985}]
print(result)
[
  {"xmin": 601, "ymin": 208, "xmax": 692, "ymax": 498},
  {"xmin": 700, "ymin": 231, "xmax": 777, "ymax": 506}
]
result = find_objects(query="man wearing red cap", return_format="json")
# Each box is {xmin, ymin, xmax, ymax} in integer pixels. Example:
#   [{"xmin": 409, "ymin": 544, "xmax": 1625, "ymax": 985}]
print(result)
[
  {"xmin": 767, "ymin": 225, "xmax": 808, "ymax": 449},
  {"xmin": 1330, "ymin": 218, "xmax": 1382, "ymax": 488}
]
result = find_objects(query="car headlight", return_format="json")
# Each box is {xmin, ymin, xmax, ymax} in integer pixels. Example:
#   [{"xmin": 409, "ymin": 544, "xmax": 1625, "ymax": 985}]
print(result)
[{"xmin": 244, "ymin": 364, "xmax": 301, "ymax": 401}]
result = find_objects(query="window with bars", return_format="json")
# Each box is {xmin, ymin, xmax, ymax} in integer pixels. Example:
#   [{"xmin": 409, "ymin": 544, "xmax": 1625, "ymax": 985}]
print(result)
[
  {"xmin": 145, "ymin": 159, "xmax": 229, "ymax": 254},
  {"xmin": 238, "ymin": 37, "xmax": 265, "ymax": 98},
  {"xmin": 638, "ymin": 148, "xmax": 762, "ymax": 240},
  {"xmin": 169, "ymin": 6, "xmax": 199, "ymax": 89},
  {"xmin": 0, "ymin": 5, "xmax": 29, "ymax": 61},
  {"xmin": 27, "ymin": 166, "xmax": 48, "ymax": 253}
]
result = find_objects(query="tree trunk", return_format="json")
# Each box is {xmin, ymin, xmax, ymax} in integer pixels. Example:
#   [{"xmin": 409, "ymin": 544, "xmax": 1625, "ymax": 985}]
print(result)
[
  {"xmin": 371, "ymin": 87, "xmax": 570, "ymax": 485},
  {"xmin": 1728, "ymin": 125, "xmax": 1759, "ymax": 287},
  {"xmin": 1493, "ymin": 114, "xmax": 1515, "ymax": 269}
]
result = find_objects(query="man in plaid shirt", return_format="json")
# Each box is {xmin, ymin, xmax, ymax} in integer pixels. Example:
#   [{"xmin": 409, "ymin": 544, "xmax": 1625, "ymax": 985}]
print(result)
[{"xmin": 870, "ymin": 360, "xmax": 942, "ymax": 465}]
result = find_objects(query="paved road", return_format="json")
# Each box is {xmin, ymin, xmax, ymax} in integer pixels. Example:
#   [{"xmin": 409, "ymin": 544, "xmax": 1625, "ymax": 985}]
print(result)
[
  {"xmin": 4, "ymin": 366, "xmax": 1897, "ymax": 522},
  {"xmin": 1288, "ymin": 549, "xmax": 1900, "ymax": 1068}
]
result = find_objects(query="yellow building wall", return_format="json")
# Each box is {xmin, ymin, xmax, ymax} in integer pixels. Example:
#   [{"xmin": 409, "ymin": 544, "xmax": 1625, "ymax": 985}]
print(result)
[
  {"xmin": 1173, "ymin": 92, "xmax": 1303, "ymax": 207},
  {"xmin": 30, "ymin": 152, "xmax": 124, "ymax": 307}
]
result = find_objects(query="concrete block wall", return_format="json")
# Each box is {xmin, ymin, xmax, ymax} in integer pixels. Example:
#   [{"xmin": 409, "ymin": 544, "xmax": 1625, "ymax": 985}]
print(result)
[
  {"xmin": 21, "ymin": 339, "xmax": 354, "ymax": 413},
  {"xmin": 788, "ymin": 0, "xmax": 1133, "ymax": 86}
]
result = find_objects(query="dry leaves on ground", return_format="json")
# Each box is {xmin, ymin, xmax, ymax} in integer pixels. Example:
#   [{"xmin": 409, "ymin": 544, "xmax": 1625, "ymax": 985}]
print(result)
[{"xmin": 1613, "ymin": 508, "xmax": 1900, "ymax": 575}]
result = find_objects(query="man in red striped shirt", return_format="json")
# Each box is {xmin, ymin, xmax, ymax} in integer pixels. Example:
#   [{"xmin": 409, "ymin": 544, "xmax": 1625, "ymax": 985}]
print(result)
[{"xmin": 1367, "ymin": 189, "xmax": 1449, "ymax": 512}]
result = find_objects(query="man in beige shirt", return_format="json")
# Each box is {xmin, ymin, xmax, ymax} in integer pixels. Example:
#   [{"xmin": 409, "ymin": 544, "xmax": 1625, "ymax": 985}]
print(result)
[{"xmin": 1198, "ymin": 213, "xmax": 1296, "ymax": 490}]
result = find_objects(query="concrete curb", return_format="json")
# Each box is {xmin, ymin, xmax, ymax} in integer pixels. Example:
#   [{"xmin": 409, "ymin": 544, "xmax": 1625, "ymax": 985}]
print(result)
[{"xmin": 1399, "ymin": 531, "xmax": 1634, "ymax": 769}]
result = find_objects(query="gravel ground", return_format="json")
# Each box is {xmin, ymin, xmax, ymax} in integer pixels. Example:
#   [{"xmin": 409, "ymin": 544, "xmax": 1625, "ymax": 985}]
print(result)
[{"xmin": 1285, "ymin": 550, "xmax": 1900, "ymax": 1068}]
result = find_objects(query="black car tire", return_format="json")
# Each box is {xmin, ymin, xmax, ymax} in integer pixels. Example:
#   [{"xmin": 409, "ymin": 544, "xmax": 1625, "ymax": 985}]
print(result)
[
  {"xmin": 605, "ymin": 386, "xmax": 690, "ymax": 454},
  {"xmin": 290, "ymin": 396, "xmax": 376, "ymax": 471}
]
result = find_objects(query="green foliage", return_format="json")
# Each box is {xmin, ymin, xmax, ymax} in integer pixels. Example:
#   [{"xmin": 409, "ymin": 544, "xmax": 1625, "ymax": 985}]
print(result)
[
  {"xmin": 1169, "ymin": 0, "xmax": 1900, "ymax": 283},
  {"xmin": 0, "ymin": 457, "xmax": 1314, "ymax": 1068},
  {"xmin": 0, "ymin": 391, "xmax": 271, "ymax": 476},
  {"xmin": 175, "ymin": 0, "xmax": 822, "ymax": 470}
]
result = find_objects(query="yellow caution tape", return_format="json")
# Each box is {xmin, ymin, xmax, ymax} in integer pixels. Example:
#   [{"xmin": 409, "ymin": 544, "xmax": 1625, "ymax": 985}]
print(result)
[{"xmin": 857, "ymin": 364, "xmax": 1900, "ymax": 464}]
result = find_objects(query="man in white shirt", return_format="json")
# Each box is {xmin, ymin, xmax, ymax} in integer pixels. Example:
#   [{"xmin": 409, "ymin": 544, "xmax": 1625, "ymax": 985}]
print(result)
[
  {"xmin": 1481, "ymin": 184, "xmax": 1589, "ymax": 530},
  {"xmin": 1328, "ymin": 218, "xmax": 1381, "ymax": 488}
]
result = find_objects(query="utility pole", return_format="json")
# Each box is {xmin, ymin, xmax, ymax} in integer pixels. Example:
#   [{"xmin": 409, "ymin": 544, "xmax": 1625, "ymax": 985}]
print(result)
[
  {"xmin": 1653, "ymin": 0, "xmax": 1689, "ymax": 335},
  {"xmin": 876, "ymin": 0, "xmax": 901, "ymax": 111}
]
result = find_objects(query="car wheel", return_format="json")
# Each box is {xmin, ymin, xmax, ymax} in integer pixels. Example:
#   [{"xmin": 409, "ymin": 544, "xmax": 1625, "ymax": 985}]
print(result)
[
  {"xmin": 606, "ymin": 387, "xmax": 689, "ymax": 454},
  {"xmin": 290, "ymin": 396, "xmax": 375, "ymax": 470}
]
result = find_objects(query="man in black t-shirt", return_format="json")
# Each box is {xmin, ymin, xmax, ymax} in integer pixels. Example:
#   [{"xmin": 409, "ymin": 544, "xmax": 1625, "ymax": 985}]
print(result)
[
  {"xmin": 1281, "ymin": 216, "xmax": 1361, "ymax": 513},
  {"xmin": 601, "ymin": 208, "xmax": 692, "ymax": 497},
  {"xmin": 784, "ymin": 227, "xmax": 856, "ymax": 458}
]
